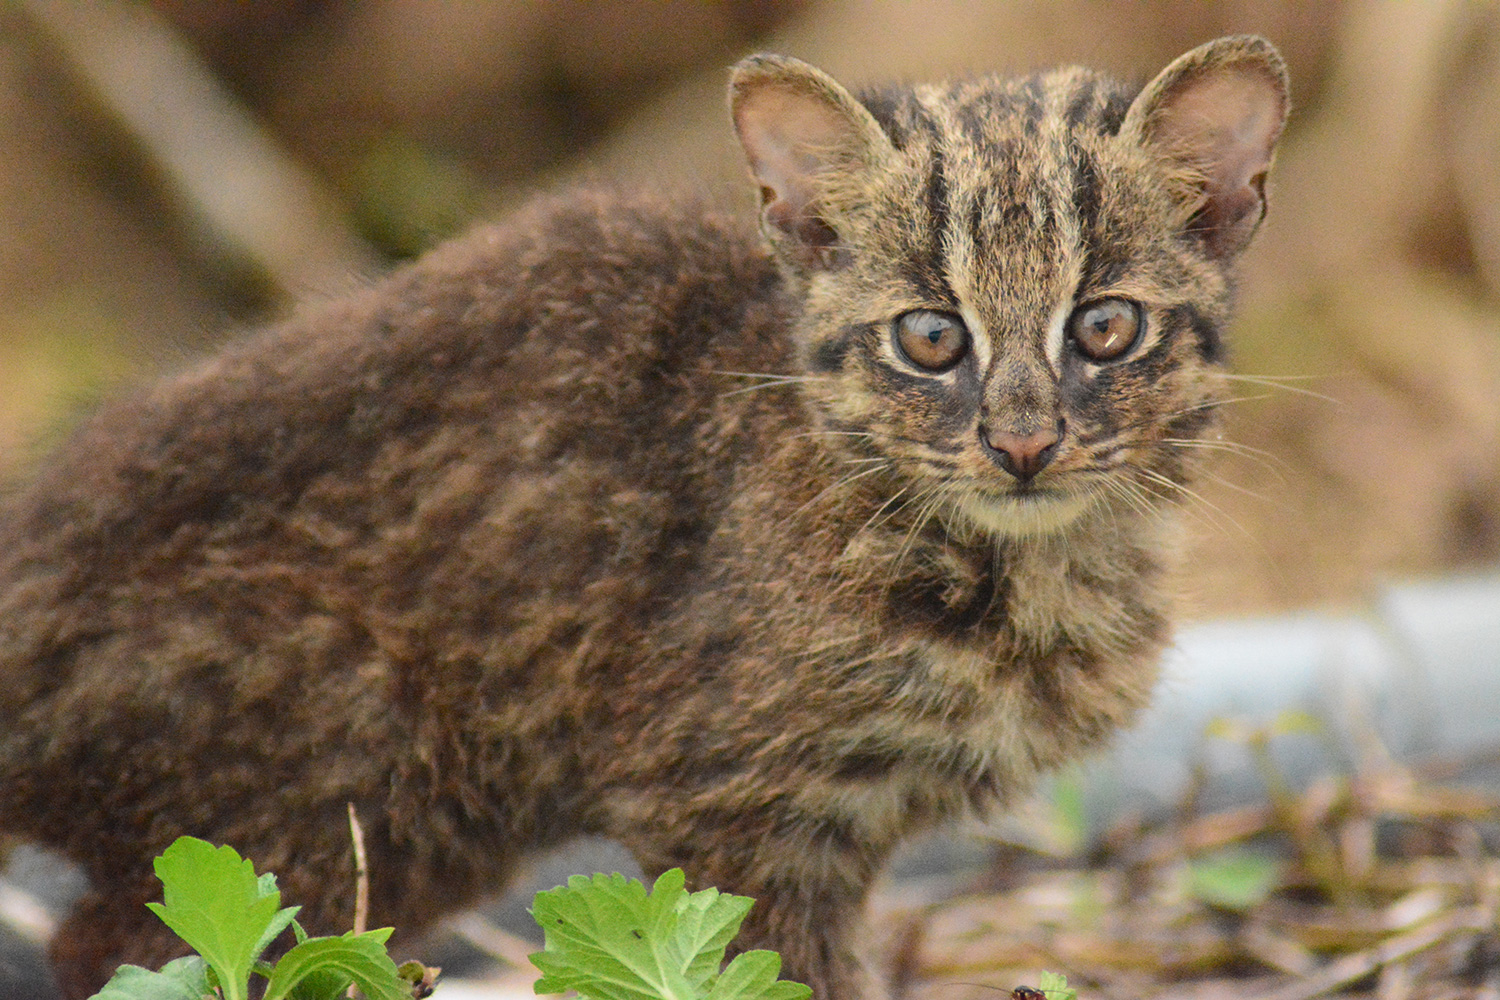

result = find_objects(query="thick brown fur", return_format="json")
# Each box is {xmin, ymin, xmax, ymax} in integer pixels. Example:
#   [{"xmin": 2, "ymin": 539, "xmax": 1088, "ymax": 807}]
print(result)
[{"xmin": 0, "ymin": 38, "xmax": 1286, "ymax": 1000}]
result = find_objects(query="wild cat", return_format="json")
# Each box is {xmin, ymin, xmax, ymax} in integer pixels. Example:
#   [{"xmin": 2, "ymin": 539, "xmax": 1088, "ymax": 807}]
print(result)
[{"xmin": 0, "ymin": 36, "xmax": 1286, "ymax": 1000}]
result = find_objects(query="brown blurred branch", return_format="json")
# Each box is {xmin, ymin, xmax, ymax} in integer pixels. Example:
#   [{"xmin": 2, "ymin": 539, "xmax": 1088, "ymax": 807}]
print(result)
[{"xmin": 17, "ymin": 0, "xmax": 377, "ymax": 304}]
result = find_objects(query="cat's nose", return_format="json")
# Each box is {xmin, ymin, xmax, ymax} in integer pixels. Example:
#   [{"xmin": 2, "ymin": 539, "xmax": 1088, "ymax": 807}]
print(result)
[{"xmin": 980, "ymin": 421, "xmax": 1063, "ymax": 482}]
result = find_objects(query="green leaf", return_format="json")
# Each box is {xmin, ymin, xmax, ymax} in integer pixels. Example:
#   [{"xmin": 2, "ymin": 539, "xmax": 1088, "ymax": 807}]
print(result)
[
  {"xmin": 1037, "ymin": 971, "xmax": 1077, "ymax": 1000},
  {"xmin": 531, "ymin": 870, "xmax": 796, "ymax": 1000},
  {"xmin": 284, "ymin": 972, "xmax": 346, "ymax": 1000},
  {"xmin": 261, "ymin": 930, "xmax": 407, "ymax": 1000},
  {"xmin": 1187, "ymin": 849, "xmax": 1283, "ymax": 911},
  {"xmin": 144, "ymin": 838, "xmax": 293, "ymax": 1000},
  {"xmin": 89, "ymin": 956, "xmax": 213, "ymax": 1000},
  {"xmin": 705, "ymin": 951, "xmax": 811, "ymax": 1000},
  {"xmin": 1046, "ymin": 771, "xmax": 1088, "ymax": 856},
  {"xmin": 251, "ymin": 874, "xmax": 301, "ymax": 963},
  {"xmin": 1270, "ymin": 709, "xmax": 1324, "ymax": 736},
  {"xmin": 658, "ymin": 872, "xmax": 752, "ymax": 990}
]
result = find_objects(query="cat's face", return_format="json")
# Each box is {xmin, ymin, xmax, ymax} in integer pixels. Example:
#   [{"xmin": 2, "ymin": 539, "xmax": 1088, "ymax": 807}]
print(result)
[{"xmin": 732, "ymin": 38, "xmax": 1288, "ymax": 538}]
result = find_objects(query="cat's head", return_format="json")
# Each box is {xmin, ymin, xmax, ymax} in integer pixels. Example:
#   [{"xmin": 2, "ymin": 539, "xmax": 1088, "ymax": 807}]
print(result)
[{"xmin": 730, "ymin": 37, "xmax": 1288, "ymax": 538}]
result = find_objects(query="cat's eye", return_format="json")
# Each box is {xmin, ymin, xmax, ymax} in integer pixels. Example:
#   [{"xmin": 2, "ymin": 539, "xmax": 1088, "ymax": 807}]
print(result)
[
  {"xmin": 894, "ymin": 310, "xmax": 969, "ymax": 372},
  {"xmin": 1068, "ymin": 298, "xmax": 1142, "ymax": 361}
]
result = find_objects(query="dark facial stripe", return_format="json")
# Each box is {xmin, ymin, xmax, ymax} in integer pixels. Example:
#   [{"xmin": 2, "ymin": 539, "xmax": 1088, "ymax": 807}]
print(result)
[
  {"xmin": 925, "ymin": 142, "xmax": 948, "ymax": 257},
  {"xmin": 1073, "ymin": 148, "xmax": 1133, "ymax": 291},
  {"xmin": 969, "ymin": 189, "xmax": 1038, "ymax": 267},
  {"xmin": 1098, "ymin": 89, "xmax": 1133, "ymax": 136},
  {"xmin": 1071, "ymin": 146, "xmax": 1101, "ymax": 235},
  {"xmin": 954, "ymin": 96, "xmax": 993, "ymax": 145},
  {"xmin": 1063, "ymin": 78, "xmax": 1100, "ymax": 129},
  {"xmin": 868, "ymin": 361, "xmax": 952, "ymax": 401},
  {"xmin": 809, "ymin": 324, "xmax": 862, "ymax": 373},
  {"xmin": 1164, "ymin": 402, "xmax": 1217, "ymax": 440},
  {"xmin": 890, "ymin": 109, "xmax": 957, "ymax": 306},
  {"xmin": 1167, "ymin": 304, "xmax": 1225, "ymax": 364},
  {"xmin": 920, "ymin": 140, "xmax": 953, "ymax": 298},
  {"xmin": 1071, "ymin": 145, "xmax": 1105, "ymax": 283},
  {"xmin": 1126, "ymin": 333, "xmax": 1177, "ymax": 384},
  {"xmin": 1015, "ymin": 77, "xmax": 1046, "ymax": 127},
  {"xmin": 858, "ymin": 86, "xmax": 912, "ymax": 151}
]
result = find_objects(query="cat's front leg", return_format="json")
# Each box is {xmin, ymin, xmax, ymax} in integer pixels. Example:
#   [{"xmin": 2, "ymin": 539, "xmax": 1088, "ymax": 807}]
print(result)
[
  {"xmin": 624, "ymin": 831, "xmax": 890, "ymax": 1000},
  {"xmin": 724, "ymin": 876, "xmax": 890, "ymax": 1000}
]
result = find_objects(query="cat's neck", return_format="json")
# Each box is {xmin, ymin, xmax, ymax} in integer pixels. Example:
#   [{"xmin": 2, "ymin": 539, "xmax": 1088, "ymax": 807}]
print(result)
[{"xmin": 743, "ymin": 431, "xmax": 1176, "ymax": 659}]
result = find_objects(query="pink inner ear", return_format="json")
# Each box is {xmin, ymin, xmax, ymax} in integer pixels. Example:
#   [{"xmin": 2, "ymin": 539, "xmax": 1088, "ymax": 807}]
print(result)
[
  {"xmin": 735, "ymin": 86, "xmax": 855, "ymax": 213},
  {"xmin": 1151, "ymin": 66, "xmax": 1284, "ymax": 193}
]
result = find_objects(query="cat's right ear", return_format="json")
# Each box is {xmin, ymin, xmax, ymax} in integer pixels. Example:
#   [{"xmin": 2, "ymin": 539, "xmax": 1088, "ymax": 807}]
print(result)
[
  {"xmin": 730, "ymin": 55, "xmax": 894, "ymax": 272},
  {"xmin": 1123, "ymin": 36, "xmax": 1290, "ymax": 260}
]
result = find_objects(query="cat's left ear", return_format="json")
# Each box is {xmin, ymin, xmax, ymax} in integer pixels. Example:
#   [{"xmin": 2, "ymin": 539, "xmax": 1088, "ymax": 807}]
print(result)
[
  {"xmin": 1123, "ymin": 35, "xmax": 1289, "ymax": 259},
  {"xmin": 730, "ymin": 54, "xmax": 896, "ymax": 272}
]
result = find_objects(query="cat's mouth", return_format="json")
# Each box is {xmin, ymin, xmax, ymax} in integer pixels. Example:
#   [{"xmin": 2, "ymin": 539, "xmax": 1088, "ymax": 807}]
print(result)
[{"xmin": 950, "ymin": 486, "xmax": 1095, "ymax": 538}]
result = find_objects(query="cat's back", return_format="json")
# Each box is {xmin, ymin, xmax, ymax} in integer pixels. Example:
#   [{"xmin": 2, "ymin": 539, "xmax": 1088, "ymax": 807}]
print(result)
[{"xmin": 0, "ymin": 188, "xmax": 789, "ymax": 720}]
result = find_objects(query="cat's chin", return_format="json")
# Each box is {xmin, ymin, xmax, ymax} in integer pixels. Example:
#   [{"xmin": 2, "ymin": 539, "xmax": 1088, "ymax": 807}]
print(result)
[{"xmin": 950, "ymin": 489, "xmax": 1095, "ymax": 539}]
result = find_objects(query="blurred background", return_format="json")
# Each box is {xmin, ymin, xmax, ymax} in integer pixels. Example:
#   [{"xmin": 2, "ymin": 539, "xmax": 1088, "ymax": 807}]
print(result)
[
  {"xmin": 2, "ymin": 0, "xmax": 1498, "ymax": 616},
  {"xmin": 2, "ymin": 3, "xmax": 1499, "ymax": 997}
]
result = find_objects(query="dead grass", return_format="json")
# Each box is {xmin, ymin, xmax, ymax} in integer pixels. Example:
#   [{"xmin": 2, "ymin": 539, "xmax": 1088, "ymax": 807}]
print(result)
[{"xmin": 896, "ymin": 730, "xmax": 1500, "ymax": 1000}]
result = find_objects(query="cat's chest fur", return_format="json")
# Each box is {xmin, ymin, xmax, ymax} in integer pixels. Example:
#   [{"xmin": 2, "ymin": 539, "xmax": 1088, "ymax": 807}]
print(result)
[{"xmin": 586, "ymin": 345, "xmax": 1174, "ymax": 844}]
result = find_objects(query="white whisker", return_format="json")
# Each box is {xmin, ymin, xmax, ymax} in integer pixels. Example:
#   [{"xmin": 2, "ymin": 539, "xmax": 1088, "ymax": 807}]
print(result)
[
  {"xmin": 1196, "ymin": 468, "xmax": 1274, "ymax": 505},
  {"xmin": 718, "ymin": 374, "xmax": 828, "ymax": 398},
  {"xmin": 1222, "ymin": 373, "xmax": 1341, "ymax": 405},
  {"xmin": 889, "ymin": 480, "xmax": 956, "ymax": 581},
  {"xmin": 712, "ymin": 370, "xmax": 805, "ymax": 381},
  {"xmin": 789, "ymin": 462, "xmax": 892, "ymax": 520},
  {"xmin": 1136, "ymin": 467, "xmax": 1251, "ymax": 540},
  {"xmin": 1158, "ymin": 436, "xmax": 1290, "ymax": 481}
]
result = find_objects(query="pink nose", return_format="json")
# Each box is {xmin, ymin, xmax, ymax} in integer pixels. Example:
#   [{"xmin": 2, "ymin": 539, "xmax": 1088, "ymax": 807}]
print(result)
[{"xmin": 980, "ymin": 422, "xmax": 1062, "ymax": 481}]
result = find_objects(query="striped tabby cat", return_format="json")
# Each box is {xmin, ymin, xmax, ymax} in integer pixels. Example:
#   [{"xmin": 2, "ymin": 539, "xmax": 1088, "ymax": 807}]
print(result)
[{"xmin": 0, "ymin": 36, "xmax": 1287, "ymax": 1000}]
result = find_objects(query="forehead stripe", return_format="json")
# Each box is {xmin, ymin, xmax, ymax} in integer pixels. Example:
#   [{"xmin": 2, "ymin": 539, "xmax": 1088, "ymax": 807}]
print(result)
[{"xmin": 919, "ymin": 138, "xmax": 957, "ymax": 305}]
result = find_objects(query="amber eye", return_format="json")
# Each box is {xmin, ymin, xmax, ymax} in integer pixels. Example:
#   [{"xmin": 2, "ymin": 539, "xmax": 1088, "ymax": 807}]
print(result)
[
  {"xmin": 1068, "ymin": 298, "xmax": 1142, "ymax": 361},
  {"xmin": 894, "ymin": 310, "xmax": 969, "ymax": 372}
]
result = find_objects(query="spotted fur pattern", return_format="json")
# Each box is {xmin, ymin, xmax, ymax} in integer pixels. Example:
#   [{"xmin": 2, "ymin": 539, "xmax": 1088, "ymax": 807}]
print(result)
[{"xmin": 0, "ymin": 38, "xmax": 1286, "ymax": 1000}]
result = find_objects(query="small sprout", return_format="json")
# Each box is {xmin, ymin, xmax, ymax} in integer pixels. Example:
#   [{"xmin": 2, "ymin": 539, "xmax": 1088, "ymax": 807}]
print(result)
[
  {"xmin": 88, "ymin": 836, "xmax": 416, "ymax": 1000},
  {"xmin": 396, "ymin": 960, "xmax": 442, "ymax": 999},
  {"xmin": 1037, "ymin": 971, "xmax": 1077, "ymax": 1000},
  {"xmin": 1186, "ymin": 849, "xmax": 1283, "ymax": 911}
]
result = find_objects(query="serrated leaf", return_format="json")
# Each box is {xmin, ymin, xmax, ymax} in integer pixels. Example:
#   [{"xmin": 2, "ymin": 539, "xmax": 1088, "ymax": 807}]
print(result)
[
  {"xmin": 705, "ymin": 950, "xmax": 811, "ymax": 1000},
  {"xmin": 667, "ymin": 883, "xmax": 752, "ymax": 989},
  {"xmin": 532, "ymin": 873, "xmax": 696, "ymax": 1000},
  {"xmin": 261, "ymin": 930, "xmax": 405, "ymax": 1000},
  {"xmin": 531, "ymin": 869, "xmax": 776, "ymax": 1000},
  {"xmin": 89, "ymin": 956, "xmax": 213, "ymax": 1000},
  {"xmin": 144, "ymin": 838, "xmax": 289, "ymax": 1000}
]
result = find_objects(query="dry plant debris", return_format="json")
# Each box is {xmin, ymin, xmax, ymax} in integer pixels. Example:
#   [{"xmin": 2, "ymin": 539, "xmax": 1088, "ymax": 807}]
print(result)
[{"xmin": 901, "ymin": 721, "xmax": 1500, "ymax": 1000}]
